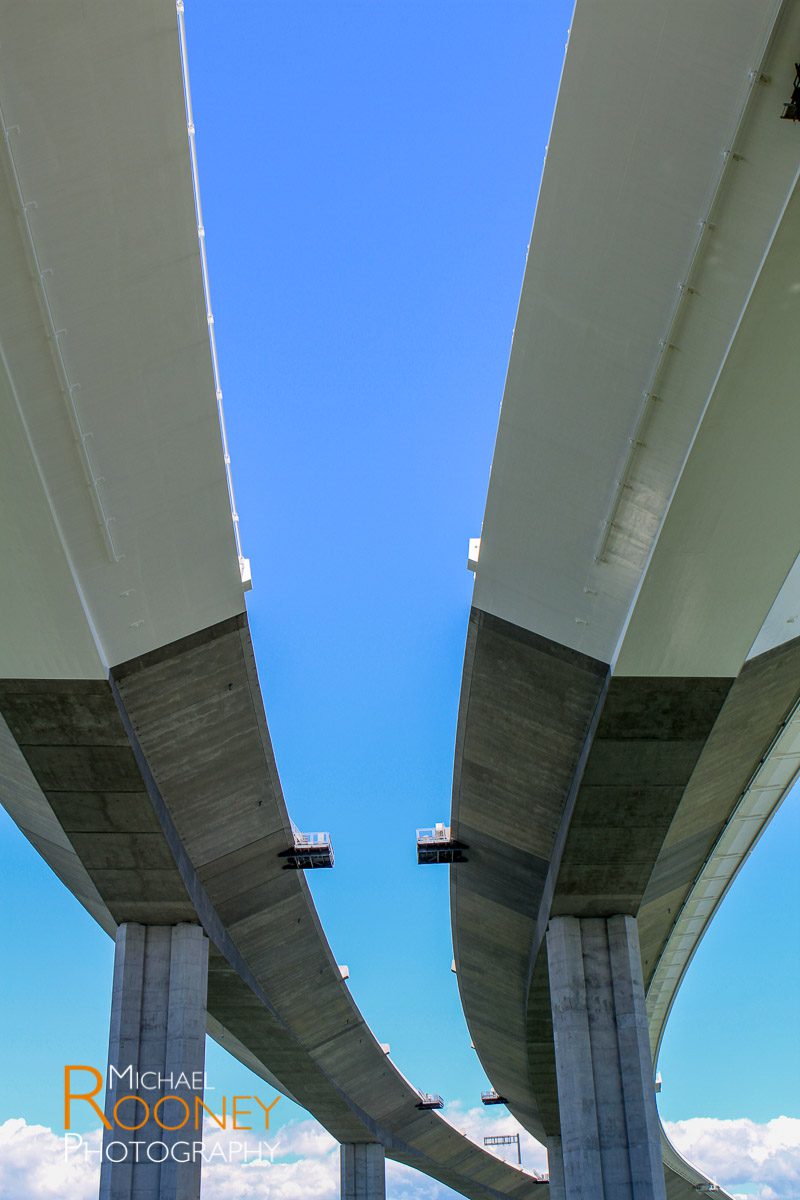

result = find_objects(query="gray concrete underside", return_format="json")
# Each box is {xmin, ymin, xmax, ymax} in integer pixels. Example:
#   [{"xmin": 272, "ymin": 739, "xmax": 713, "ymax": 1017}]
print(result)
[
  {"xmin": 450, "ymin": 609, "xmax": 608, "ymax": 1137},
  {"xmin": 451, "ymin": 609, "xmax": 800, "ymax": 1197},
  {"xmin": 0, "ymin": 614, "xmax": 546, "ymax": 1200}
]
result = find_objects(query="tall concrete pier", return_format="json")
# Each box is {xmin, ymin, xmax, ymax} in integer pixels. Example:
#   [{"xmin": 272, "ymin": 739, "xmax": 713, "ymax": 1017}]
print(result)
[
  {"xmin": 546, "ymin": 916, "xmax": 665, "ymax": 1200},
  {"xmin": 340, "ymin": 1143, "xmax": 386, "ymax": 1200},
  {"xmin": 546, "ymin": 1135, "xmax": 566, "ymax": 1200},
  {"xmin": 99, "ymin": 923, "xmax": 209, "ymax": 1200}
]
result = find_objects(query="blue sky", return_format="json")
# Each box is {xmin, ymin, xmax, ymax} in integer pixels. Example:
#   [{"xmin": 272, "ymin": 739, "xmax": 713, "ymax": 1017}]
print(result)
[{"xmin": 0, "ymin": 0, "xmax": 798, "ymax": 1192}]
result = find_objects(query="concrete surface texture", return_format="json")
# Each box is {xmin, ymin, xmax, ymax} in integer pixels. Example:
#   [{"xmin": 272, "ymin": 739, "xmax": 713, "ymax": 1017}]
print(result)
[
  {"xmin": 452, "ymin": 612, "xmax": 800, "ymax": 1196},
  {"xmin": 0, "ymin": 1, "xmax": 798, "ymax": 1199},
  {"xmin": 341, "ymin": 1144, "xmax": 387, "ymax": 1200},
  {"xmin": 452, "ymin": 2, "xmax": 800, "ymax": 1196},
  {"xmin": 0, "ymin": 3, "xmax": 560, "ymax": 1184},
  {"xmin": 545, "ymin": 1138, "xmax": 564, "ymax": 1200},
  {"xmin": 546, "ymin": 917, "xmax": 665, "ymax": 1200},
  {"xmin": 100, "ymin": 923, "xmax": 209, "ymax": 1200},
  {"xmin": 0, "ymin": 616, "xmax": 548, "ymax": 1200},
  {"xmin": 472, "ymin": 0, "xmax": 799, "ymax": 664}
]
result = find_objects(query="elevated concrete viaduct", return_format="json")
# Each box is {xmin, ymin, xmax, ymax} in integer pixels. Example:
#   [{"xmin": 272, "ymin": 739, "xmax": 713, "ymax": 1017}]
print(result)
[
  {"xmin": 1, "ymin": 1, "xmax": 797, "ymax": 1198},
  {"xmin": 0, "ymin": 3, "xmax": 549, "ymax": 1198},
  {"xmin": 452, "ymin": 1, "xmax": 800, "ymax": 1198}
]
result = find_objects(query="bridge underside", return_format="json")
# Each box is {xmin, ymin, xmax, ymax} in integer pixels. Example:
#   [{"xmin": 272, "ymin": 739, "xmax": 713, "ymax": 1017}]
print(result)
[
  {"xmin": 0, "ymin": 613, "xmax": 547, "ymax": 1200},
  {"xmin": 0, "ymin": 0, "xmax": 796, "ymax": 1197},
  {"xmin": 452, "ymin": 609, "xmax": 800, "ymax": 1195},
  {"xmin": 451, "ymin": 1, "xmax": 800, "ymax": 1194}
]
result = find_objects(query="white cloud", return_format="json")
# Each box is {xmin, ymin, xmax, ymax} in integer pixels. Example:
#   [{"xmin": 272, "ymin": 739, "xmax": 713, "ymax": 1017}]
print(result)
[
  {"xmin": 0, "ymin": 1112, "xmax": 797, "ymax": 1199},
  {"xmin": 0, "ymin": 1116, "xmax": 453, "ymax": 1200},
  {"xmin": 664, "ymin": 1116, "xmax": 800, "ymax": 1200},
  {"xmin": 443, "ymin": 1106, "xmax": 800, "ymax": 1199},
  {"xmin": 0, "ymin": 1119, "xmax": 98, "ymax": 1200},
  {"xmin": 439, "ymin": 1103, "xmax": 549, "ymax": 1175}
]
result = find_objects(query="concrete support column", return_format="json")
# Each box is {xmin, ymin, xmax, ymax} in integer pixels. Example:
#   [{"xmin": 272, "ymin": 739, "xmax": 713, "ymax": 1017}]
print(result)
[
  {"xmin": 340, "ymin": 1143, "xmax": 386, "ymax": 1200},
  {"xmin": 547, "ymin": 1135, "xmax": 566, "ymax": 1200},
  {"xmin": 99, "ymin": 923, "xmax": 209, "ymax": 1200},
  {"xmin": 546, "ymin": 915, "xmax": 665, "ymax": 1200}
]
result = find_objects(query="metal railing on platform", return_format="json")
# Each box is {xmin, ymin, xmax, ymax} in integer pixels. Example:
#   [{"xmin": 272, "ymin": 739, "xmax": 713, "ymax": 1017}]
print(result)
[
  {"xmin": 279, "ymin": 827, "xmax": 335, "ymax": 869},
  {"xmin": 416, "ymin": 823, "xmax": 468, "ymax": 865}
]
